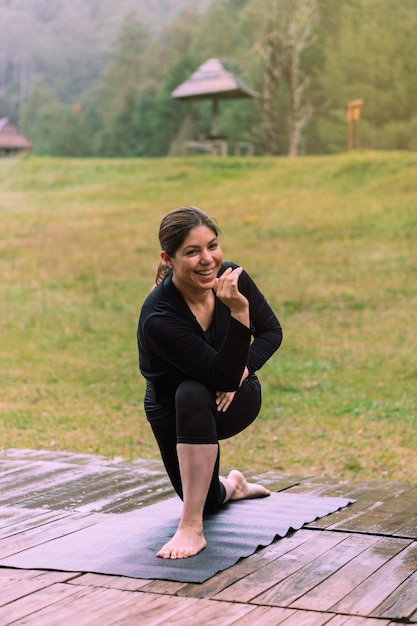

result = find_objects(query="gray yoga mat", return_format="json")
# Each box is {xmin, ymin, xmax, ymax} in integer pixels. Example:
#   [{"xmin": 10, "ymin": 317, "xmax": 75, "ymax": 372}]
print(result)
[{"xmin": 0, "ymin": 492, "xmax": 355, "ymax": 583}]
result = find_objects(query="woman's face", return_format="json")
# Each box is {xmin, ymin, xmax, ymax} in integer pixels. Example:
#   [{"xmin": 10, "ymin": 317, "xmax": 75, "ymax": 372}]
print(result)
[{"xmin": 163, "ymin": 225, "xmax": 222, "ymax": 294}]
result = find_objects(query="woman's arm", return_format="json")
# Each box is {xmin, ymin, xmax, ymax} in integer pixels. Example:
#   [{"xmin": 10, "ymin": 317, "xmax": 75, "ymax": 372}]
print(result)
[
  {"xmin": 214, "ymin": 266, "xmax": 249, "ymax": 329},
  {"xmin": 142, "ymin": 311, "xmax": 251, "ymax": 392},
  {"xmin": 239, "ymin": 268, "xmax": 283, "ymax": 373}
]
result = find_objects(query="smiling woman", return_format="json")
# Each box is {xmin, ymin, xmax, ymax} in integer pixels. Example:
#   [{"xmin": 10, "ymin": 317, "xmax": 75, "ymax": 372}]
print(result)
[{"xmin": 137, "ymin": 206, "xmax": 283, "ymax": 560}]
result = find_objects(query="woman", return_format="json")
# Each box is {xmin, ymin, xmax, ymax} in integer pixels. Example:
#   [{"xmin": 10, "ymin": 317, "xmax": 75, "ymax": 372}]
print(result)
[{"xmin": 137, "ymin": 206, "xmax": 282, "ymax": 559}]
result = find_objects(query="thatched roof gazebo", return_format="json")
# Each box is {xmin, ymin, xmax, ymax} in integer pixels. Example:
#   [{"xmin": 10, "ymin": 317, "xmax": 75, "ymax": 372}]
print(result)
[
  {"xmin": 0, "ymin": 118, "xmax": 32, "ymax": 156},
  {"xmin": 172, "ymin": 58, "xmax": 258, "ymax": 139}
]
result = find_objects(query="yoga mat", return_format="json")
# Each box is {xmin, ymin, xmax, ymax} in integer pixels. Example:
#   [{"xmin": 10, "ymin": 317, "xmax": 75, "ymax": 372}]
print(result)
[{"xmin": 0, "ymin": 492, "xmax": 355, "ymax": 583}]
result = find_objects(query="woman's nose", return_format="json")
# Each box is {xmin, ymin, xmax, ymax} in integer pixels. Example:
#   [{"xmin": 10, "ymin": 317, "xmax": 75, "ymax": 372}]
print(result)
[{"xmin": 200, "ymin": 249, "xmax": 212, "ymax": 263}]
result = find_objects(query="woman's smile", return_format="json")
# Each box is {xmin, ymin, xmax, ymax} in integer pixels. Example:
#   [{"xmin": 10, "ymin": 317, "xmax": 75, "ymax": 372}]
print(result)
[{"xmin": 194, "ymin": 268, "xmax": 216, "ymax": 277}]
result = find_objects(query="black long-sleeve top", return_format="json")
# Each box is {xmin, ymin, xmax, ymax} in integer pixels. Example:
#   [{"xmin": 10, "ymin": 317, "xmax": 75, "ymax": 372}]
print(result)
[{"xmin": 137, "ymin": 262, "xmax": 282, "ymax": 401}]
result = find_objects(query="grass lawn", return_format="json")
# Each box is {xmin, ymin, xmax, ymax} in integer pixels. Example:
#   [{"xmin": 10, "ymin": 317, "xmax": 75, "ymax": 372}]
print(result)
[{"xmin": 0, "ymin": 151, "xmax": 416, "ymax": 482}]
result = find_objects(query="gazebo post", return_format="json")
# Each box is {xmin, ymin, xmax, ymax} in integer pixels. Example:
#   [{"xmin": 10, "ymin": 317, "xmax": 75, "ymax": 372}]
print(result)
[{"xmin": 211, "ymin": 98, "xmax": 219, "ymax": 137}]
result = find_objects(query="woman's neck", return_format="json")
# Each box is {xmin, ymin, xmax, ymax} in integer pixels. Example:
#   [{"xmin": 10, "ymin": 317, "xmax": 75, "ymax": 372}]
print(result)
[
  {"xmin": 174, "ymin": 282, "xmax": 215, "ymax": 331},
  {"xmin": 172, "ymin": 277, "xmax": 213, "ymax": 307}
]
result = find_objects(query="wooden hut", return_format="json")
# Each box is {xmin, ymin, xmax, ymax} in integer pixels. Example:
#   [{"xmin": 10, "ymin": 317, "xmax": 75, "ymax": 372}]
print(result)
[
  {"xmin": 172, "ymin": 58, "xmax": 258, "ymax": 155},
  {"xmin": 0, "ymin": 118, "xmax": 32, "ymax": 156}
]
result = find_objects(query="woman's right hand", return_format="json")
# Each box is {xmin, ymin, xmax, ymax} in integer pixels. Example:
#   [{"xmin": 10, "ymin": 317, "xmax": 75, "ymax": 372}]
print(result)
[{"xmin": 213, "ymin": 267, "xmax": 249, "ymax": 327}]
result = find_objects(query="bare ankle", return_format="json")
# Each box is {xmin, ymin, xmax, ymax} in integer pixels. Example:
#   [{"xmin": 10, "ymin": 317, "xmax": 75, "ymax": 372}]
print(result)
[{"xmin": 178, "ymin": 517, "xmax": 203, "ymax": 535}]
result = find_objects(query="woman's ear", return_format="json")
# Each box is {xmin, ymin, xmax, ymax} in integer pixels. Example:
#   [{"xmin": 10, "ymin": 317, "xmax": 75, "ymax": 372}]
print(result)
[{"xmin": 160, "ymin": 251, "xmax": 171, "ymax": 264}]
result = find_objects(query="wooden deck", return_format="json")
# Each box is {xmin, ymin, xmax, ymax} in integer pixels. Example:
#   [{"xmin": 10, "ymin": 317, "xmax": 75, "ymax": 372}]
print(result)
[{"xmin": 1, "ymin": 449, "xmax": 417, "ymax": 625}]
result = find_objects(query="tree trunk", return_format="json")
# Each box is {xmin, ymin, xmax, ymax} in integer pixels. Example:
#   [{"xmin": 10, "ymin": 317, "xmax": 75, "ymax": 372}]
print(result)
[
  {"xmin": 284, "ymin": 1, "xmax": 318, "ymax": 157},
  {"xmin": 261, "ymin": 42, "xmax": 281, "ymax": 155}
]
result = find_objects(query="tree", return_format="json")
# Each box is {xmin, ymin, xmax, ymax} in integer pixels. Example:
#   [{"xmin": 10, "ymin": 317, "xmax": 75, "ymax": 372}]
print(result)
[
  {"xmin": 252, "ymin": 0, "xmax": 283, "ymax": 155},
  {"xmin": 248, "ymin": 0, "xmax": 319, "ymax": 156},
  {"xmin": 0, "ymin": 7, "xmax": 40, "ymax": 117},
  {"xmin": 282, "ymin": 0, "xmax": 318, "ymax": 156},
  {"xmin": 92, "ymin": 12, "xmax": 151, "ymax": 156},
  {"xmin": 317, "ymin": 0, "xmax": 417, "ymax": 151},
  {"xmin": 20, "ymin": 82, "xmax": 92, "ymax": 155}
]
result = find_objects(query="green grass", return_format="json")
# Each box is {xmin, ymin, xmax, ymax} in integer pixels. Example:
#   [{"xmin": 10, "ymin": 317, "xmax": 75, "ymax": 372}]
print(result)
[{"xmin": 1, "ymin": 151, "xmax": 416, "ymax": 482}]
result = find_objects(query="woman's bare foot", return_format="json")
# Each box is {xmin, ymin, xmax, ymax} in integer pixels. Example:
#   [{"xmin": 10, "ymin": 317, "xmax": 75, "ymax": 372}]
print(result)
[
  {"xmin": 227, "ymin": 469, "xmax": 271, "ymax": 501},
  {"xmin": 156, "ymin": 523, "xmax": 206, "ymax": 559},
  {"xmin": 156, "ymin": 471, "xmax": 270, "ymax": 559}
]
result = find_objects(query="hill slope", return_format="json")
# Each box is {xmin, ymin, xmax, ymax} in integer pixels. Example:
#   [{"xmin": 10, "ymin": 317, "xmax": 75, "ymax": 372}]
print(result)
[{"xmin": 0, "ymin": 151, "xmax": 416, "ymax": 481}]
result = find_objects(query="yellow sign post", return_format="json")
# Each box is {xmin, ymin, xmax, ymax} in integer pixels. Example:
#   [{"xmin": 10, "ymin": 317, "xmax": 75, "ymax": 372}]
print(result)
[{"xmin": 346, "ymin": 99, "xmax": 364, "ymax": 150}]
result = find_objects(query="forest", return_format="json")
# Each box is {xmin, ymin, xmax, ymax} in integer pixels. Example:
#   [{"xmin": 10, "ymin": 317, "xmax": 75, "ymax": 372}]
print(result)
[{"xmin": 1, "ymin": 0, "xmax": 417, "ymax": 157}]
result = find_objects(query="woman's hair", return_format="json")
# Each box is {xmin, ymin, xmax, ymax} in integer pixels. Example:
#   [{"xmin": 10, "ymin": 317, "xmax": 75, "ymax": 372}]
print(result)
[{"xmin": 154, "ymin": 206, "xmax": 220, "ymax": 286}]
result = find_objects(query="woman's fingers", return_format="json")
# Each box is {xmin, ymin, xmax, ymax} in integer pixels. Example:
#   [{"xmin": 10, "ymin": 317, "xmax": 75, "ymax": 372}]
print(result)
[
  {"xmin": 214, "ymin": 267, "xmax": 248, "ymax": 313},
  {"xmin": 214, "ymin": 266, "xmax": 243, "ymax": 295},
  {"xmin": 216, "ymin": 390, "xmax": 236, "ymax": 412}
]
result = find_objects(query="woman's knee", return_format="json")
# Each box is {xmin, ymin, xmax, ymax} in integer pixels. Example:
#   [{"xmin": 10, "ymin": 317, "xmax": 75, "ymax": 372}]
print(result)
[
  {"xmin": 175, "ymin": 379, "xmax": 217, "ymax": 443},
  {"xmin": 175, "ymin": 379, "xmax": 213, "ymax": 411}
]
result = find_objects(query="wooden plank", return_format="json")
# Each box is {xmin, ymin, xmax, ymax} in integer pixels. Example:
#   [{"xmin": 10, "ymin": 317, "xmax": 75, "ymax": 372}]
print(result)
[
  {"xmin": 1, "ymin": 450, "xmax": 170, "ymax": 513},
  {"xmin": 252, "ymin": 532, "xmax": 388, "ymax": 608},
  {"xmin": 307, "ymin": 482, "xmax": 415, "ymax": 532},
  {"xmin": 0, "ymin": 569, "xmax": 77, "ymax": 583},
  {"xmin": 8, "ymin": 586, "xmax": 181, "ymax": 626},
  {"xmin": 17, "ymin": 469, "xmax": 169, "ymax": 511},
  {"xmin": 306, "ymin": 492, "xmax": 390, "ymax": 530},
  {"xmin": 394, "ymin": 518, "xmax": 417, "ymax": 539},
  {"xmin": 90, "ymin": 594, "xmax": 199, "ymax": 626},
  {"xmin": 286, "ymin": 476, "xmax": 343, "ymax": 491},
  {"xmin": 243, "ymin": 470, "xmax": 305, "ymax": 493},
  {"xmin": 83, "ymin": 593, "xmax": 197, "ymax": 626},
  {"xmin": 19, "ymin": 471, "xmax": 171, "ymax": 513},
  {"xmin": 139, "ymin": 579, "xmax": 187, "ymax": 595},
  {"xmin": 375, "ymin": 490, "xmax": 417, "ymax": 537},
  {"xmin": 269, "ymin": 610, "xmax": 333, "ymax": 625},
  {"xmin": 0, "ymin": 511, "xmax": 104, "ymax": 558},
  {"xmin": 0, "ymin": 505, "xmax": 45, "ymax": 527},
  {"xmin": 2, "ymin": 449, "xmax": 140, "ymax": 468},
  {"xmin": 0, "ymin": 507, "xmax": 76, "ymax": 539},
  {"xmin": 0, "ymin": 466, "xmax": 119, "ymax": 509},
  {"xmin": 148, "ymin": 598, "xmax": 253, "ymax": 626},
  {"xmin": 323, "ymin": 505, "xmax": 410, "ymax": 535},
  {"xmin": 178, "ymin": 529, "xmax": 319, "ymax": 600},
  {"xmin": 330, "ymin": 540, "xmax": 417, "ymax": 616},
  {"xmin": 0, "ymin": 582, "xmax": 89, "ymax": 625},
  {"xmin": 0, "ymin": 461, "xmax": 88, "ymax": 504},
  {"xmin": 222, "ymin": 605, "xmax": 298, "ymax": 625},
  {"xmin": 331, "ymin": 487, "xmax": 417, "ymax": 537},
  {"xmin": 291, "ymin": 535, "xmax": 410, "ymax": 611},
  {"xmin": 74, "ymin": 476, "xmax": 174, "ymax": 513},
  {"xmin": 0, "ymin": 567, "xmax": 49, "ymax": 581},
  {"xmin": 3, "ymin": 586, "xmax": 136, "ymax": 626},
  {"xmin": 372, "ymin": 568, "xmax": 417, "ymax": 621},
  {"xmin": 0, "ymin": 571, "xmax": 77, "ymax": 607},
  {"xmin": 299, "ymin": 479, "xmax": 411, "ymax": 501},
  {"xmin": 326, "ymin": 616, "xmax": 392, "ymax": 625},
  {"xmin": 71, "ymin": 572, "xmax": 153, "ymax": 591},
  {"xmin": 3, "ymin": 449, "xmax": 102, "ymax": 464},
  {"xmin": 214, "ymin": 530, "xmax": 349, "ymax": 603},
  {"xmin": 0, "ymin": 460, "xmax": 39, "ymax": 477}
]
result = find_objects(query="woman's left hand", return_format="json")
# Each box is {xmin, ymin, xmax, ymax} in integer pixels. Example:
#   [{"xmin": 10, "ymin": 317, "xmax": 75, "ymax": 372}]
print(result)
[
  {"xmin": 216, "ymin": 367, "xmax": 249, "ymax": 413},
  {"xmin": 215, "ymin": 390, "xmax": 236, "ymax": 412}
]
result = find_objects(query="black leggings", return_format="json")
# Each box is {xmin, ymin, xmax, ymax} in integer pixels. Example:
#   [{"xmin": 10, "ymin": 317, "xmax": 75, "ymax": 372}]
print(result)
[{"xmin": 144, "ymin": 375, "xmax": 262, "ymax": 512}]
